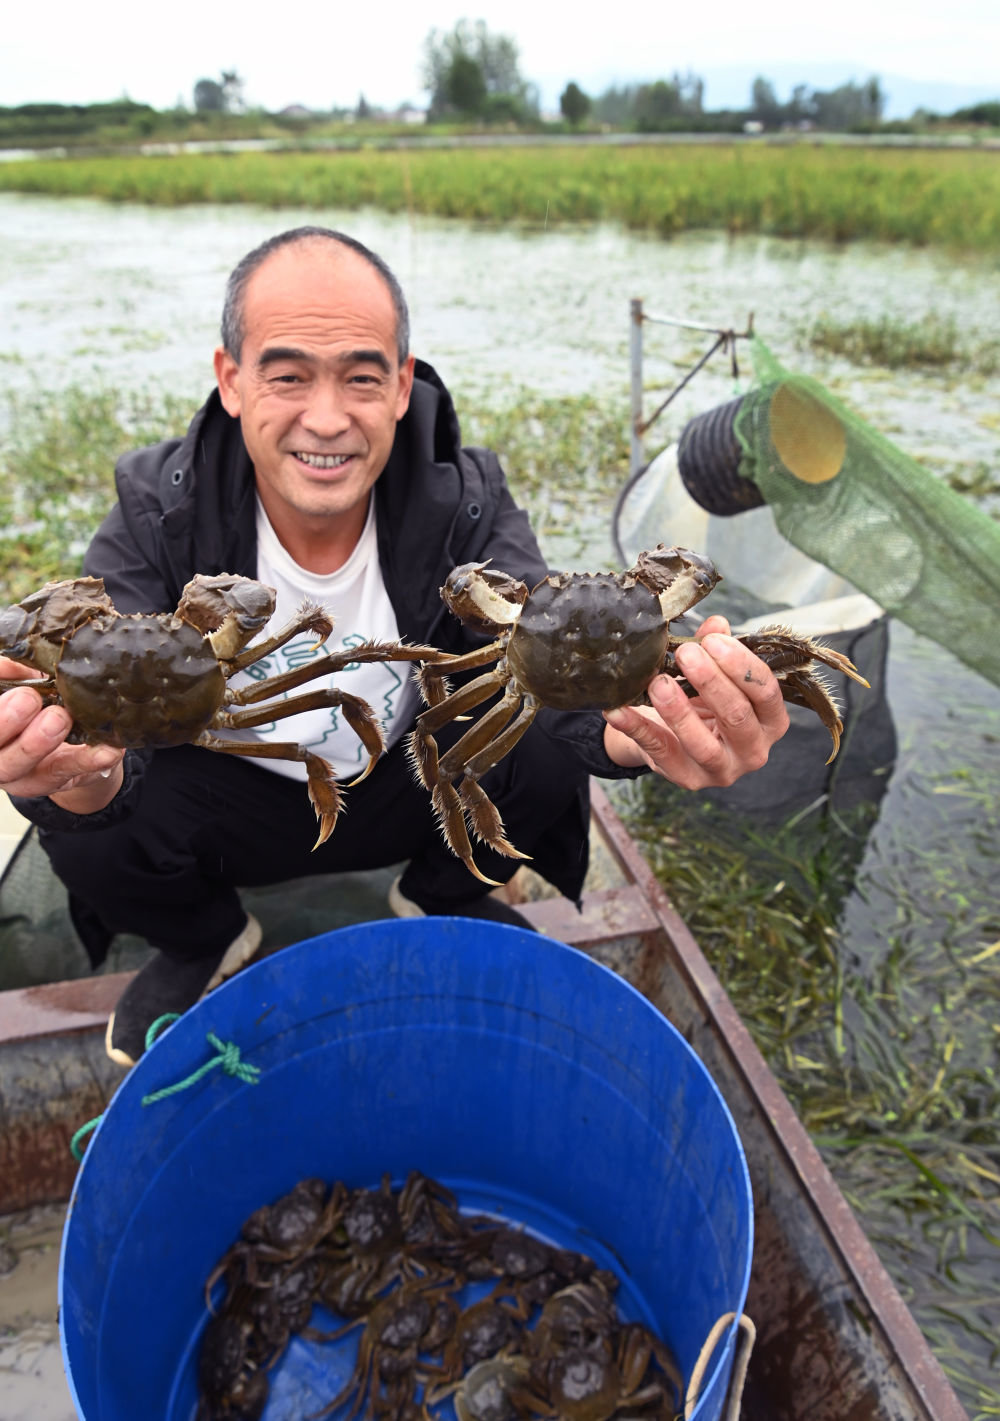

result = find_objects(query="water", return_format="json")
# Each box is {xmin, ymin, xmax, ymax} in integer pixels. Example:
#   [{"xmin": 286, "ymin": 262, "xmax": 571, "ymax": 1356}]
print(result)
[{"xmin": 1, "ymin": 192, "xmax": 998, "ymax": 1414}]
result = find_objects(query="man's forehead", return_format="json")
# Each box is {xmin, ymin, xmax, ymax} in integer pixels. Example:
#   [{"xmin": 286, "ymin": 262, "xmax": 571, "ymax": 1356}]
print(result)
[
  {"xmin": 241, "ymin": 242, "xmax": 398, "ymax": 352},
  {"xmin": 249, "ymin": 240, "xmax": 386, "ymax": 305}
]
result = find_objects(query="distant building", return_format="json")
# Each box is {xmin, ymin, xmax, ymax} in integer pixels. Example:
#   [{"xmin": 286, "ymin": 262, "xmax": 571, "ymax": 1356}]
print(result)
[
  {"xmin": 743, "ymin": 119, "xmax": 764, "ymax": 134},
  {"xmin": 394, "ymin": 106, "xmax": 426, "ymax": 125},
  {"xmin": 278, "ymin": 105, "xmax": 313, "ymax": 120}
]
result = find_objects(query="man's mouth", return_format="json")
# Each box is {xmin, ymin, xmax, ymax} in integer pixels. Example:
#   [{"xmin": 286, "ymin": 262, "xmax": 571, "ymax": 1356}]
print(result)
[{"xmin": 295, "ymin": 452, "xmax": 353, "ymax": 469}]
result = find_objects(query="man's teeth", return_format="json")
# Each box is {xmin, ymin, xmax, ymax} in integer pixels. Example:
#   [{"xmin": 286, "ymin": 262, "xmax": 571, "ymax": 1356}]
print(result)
[{"xmin": 297, "ymin": 453, "xmax": 350, "ymax": 468}]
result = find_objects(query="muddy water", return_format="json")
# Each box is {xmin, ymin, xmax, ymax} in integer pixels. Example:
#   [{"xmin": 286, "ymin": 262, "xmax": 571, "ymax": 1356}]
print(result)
[{"xmin": 1, "ymin": 193, "xmax": 998, "ymax": 1416}]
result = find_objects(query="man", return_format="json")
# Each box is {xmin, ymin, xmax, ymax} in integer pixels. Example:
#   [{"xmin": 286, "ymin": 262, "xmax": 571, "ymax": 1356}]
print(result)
[{"xmin": 0, "ymin": 227, "xmax": 789, "ymax": 1066}]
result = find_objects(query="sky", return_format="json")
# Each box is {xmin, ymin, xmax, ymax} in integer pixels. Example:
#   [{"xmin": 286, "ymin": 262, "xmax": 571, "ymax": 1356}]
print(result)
[{"xmin": 3, "ymin": 0, "xmax": 998, "ymax": 119}]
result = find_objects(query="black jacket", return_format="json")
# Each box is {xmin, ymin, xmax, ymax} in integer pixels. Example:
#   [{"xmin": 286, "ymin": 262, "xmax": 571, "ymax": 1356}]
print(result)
[{"xmin": 13, "ymin": 362, "xmax": 640, "ymax": 885}]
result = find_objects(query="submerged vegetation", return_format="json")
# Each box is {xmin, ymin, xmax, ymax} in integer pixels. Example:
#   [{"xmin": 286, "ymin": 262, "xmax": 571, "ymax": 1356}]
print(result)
[
  {"xmin": 615, "ymin": 773, "xmax": 1000, "ymax": 1418},
  {"xmin": 803, "ymin": 311, "xmax": 1000, "ymax": 373},
  {"xmin": 3, "ymin": 144, "xmax": 1000, "ymax": 249}
]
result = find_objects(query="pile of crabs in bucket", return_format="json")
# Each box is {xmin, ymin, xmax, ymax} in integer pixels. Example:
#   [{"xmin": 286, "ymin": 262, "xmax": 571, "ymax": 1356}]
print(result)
[{"xmin": 195, "ymin": 1168, "xmax": 684, "ymax": 1420}]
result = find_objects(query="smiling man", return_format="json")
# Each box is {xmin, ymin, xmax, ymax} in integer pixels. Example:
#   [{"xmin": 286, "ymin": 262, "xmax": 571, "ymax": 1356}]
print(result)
[{"xmin": 0, "ymin": 226, "xmax": 789, "ymax": 1065}]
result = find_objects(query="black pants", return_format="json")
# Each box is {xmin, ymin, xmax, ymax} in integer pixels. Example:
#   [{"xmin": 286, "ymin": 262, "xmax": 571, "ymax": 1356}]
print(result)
[{"xmin": 39, "ymin": 728, "xmax": 590, "ymax": 966}]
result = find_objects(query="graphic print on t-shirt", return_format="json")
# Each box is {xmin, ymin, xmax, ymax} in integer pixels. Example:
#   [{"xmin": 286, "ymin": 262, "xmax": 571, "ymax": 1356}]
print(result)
[{"xmin": 230, "ymin": 626, "xmax": 412, "ymax": 779}]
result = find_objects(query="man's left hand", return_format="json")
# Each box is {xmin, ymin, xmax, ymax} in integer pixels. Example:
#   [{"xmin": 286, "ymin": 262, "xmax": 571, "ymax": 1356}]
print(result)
[{"xmin": 602, "ymin": 616, "xmax": 789, "ymax": 789}]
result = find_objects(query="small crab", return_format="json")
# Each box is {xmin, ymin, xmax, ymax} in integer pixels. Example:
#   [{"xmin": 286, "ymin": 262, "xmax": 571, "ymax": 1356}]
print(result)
[
  {"xmin": 0, "ymin": 573, "xmax": 452, "ymax": 847},
  {"xmin": 513, "ymin": 1282, "xmax": 683, "ymax": 1421},
  {"xmin": 409, "ymin": 545, "xmax": 870, "ymax": 881}
]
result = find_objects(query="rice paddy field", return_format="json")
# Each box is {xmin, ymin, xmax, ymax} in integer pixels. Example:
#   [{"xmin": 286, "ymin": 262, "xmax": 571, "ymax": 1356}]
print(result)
[{"xmin": 0, "ymin": 149, "xmax": 998, "ymax": 1415}]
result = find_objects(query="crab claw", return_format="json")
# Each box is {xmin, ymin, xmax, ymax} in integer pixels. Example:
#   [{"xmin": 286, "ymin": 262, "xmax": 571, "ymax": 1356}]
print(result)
[{"xmin": 441, "ymin": 562, "xmax": 529, "ymax": 635}]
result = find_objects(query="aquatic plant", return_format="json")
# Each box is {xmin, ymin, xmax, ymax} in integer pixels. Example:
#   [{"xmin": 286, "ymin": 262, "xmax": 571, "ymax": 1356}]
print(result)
[{"xmin": 3, "ymin": 144, "xmax": 1000, "ymax": 250}]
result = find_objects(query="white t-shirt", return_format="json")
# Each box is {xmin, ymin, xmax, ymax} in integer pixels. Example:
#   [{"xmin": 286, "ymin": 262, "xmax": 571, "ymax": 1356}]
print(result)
[{"xmin": 219, "ymin": 495, "xmax": 419, "ymax": 782}]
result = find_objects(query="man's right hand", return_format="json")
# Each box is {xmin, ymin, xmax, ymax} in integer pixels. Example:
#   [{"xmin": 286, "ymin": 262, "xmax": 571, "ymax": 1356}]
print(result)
[{"xmin": 0, "ymin": 664, "xmax": 125, "ymax": 811}]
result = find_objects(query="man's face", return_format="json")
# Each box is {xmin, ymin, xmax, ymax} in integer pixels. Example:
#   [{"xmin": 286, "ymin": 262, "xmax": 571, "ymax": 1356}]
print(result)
[{"xmin": 214, "ymin": 241, "xmax": 414, "ymax": 549}]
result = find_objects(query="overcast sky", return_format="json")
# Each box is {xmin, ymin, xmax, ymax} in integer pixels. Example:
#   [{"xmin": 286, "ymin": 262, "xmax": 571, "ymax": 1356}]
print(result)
[{"xmin": 4, "ymin": 0, "xmax": 998, "ymax": 117}]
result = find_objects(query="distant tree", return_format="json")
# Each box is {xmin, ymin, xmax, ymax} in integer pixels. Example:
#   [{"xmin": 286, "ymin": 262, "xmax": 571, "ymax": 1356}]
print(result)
[
  {"xmin": 787, "ymin": 84, "xmax": 814, "ymax": 124},
  {"xmin": 674, "ymin": 70, "xmax": 704, "ymax": 115},
  {"xmin": 633, "ymin": 72, "xmax": 704, "ymax": 130},
  {"xmin": 356, "ymin": 93, "xmax": 372, "ymax": 120},
  {"xmin": 193, "ymin": 71, "xmax": 246, "ymax": 114},
  {"xmin": 422, "ymin": 19, "xmax": 533, "ymax": 121},
  {"xmin": 220, "ymin": 70, "xmax": 246, "ymax": 114},
  {"xmin": 591, "ymin": 83, "xmax": 641, "ymax": 126},
  {"xmin": 635, "ymin": 80, "xmax": 682, "ymax": 128},
  {"xmin": 447, "ymin": 53, "xmax": 488, "ymax": 116},
  {"xmin": 862, "ymin": 76, "xmax": 885, "ymax": 123},
  {"xmin": 811, "ymin": 77, "xmax": 883, "ymax": 130},
  {"xmin": 750, "ymin": 76, "xmax": 782, "ymax": 127},
  {"xmin": 560, "ymin": 81, "xmax": 591, "ymax": 126},
  {"xmin": 193, "ymin": 78, "xmax": 225, "ymax": 113},
  {"xmin": 951, "ymin": 99, "xmax": 1000, "ymax": 125}
]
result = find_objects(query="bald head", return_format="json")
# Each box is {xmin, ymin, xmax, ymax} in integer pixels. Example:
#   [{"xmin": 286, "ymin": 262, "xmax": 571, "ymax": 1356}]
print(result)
[{"xmin": 220, "ymin": 226, "xmax": 410, "ymax": 366}]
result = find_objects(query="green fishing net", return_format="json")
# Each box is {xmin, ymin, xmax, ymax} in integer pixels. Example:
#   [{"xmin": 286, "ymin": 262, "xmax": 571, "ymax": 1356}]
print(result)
[{"xmin": 732, "ymin": 336, "xmax": 1000, "ymax": 689}]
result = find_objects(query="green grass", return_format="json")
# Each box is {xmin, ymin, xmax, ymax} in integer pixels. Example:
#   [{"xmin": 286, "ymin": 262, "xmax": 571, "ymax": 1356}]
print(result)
[
  {"xmin": 3, "ymin": 145, "xmax": 1000, "ymax": 248},
  {"xmin": 803, "ymin": 312, "xmax": 1000, "ymax": 372},
  {"xmin": 0, "ymin": 387, "xmax": 189, "ymax": 603}
]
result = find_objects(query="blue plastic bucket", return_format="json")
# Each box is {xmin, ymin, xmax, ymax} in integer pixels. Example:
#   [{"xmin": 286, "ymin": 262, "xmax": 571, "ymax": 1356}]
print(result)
[{"xmin": 60, "ymin": 918, "xmax": 752, "ymax": 1421}]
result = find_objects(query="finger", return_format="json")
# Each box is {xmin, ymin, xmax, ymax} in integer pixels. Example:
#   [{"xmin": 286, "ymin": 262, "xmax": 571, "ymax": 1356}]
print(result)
[
  {"xmin": 645, "ymin": 673, "xmax": 736, "ymax": 782},
  {"xmin": 0, "ymin": 658, "xmax": 46, "ymax": 682},
  {"xmin": 0, "ymin": 694, "xmax": 122, "ymax": 798},
  {"xmin": 604, "ymin": 699, "xmax": 683, "ymax": 771},
  {"xmin": 694, "ymin": 614, "xmax": 732, "ymax": 639},
  {"xmin": 0, "ymin": 686, "xmax": 55, "ymax": 754},
  {"xmin": 674, "ymin": 634, "xmax": 788, "ymax": 740},
  {"xmin": 606, "ymin": 682, "xmax": 727, "ymax": 789}
]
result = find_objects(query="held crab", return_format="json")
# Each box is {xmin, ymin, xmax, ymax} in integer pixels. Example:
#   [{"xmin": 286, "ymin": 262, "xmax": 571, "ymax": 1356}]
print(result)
[
  {"xmin": 0, "ymin": 573, "xmax": 452, "ymax": 847},
  {"xmin": 409, "ymin": 544, "xmax": 870, "ymax": 882}
]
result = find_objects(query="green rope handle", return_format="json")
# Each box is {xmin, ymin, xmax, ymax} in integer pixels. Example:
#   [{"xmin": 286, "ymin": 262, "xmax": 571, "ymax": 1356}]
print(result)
[
  {"xmin": 140, "ymin": 1031, "xmax": 260, "ymax": 1104},
  {"xmin": 69, "ymin": 1017, "xmax": 260, "ymax": 1161}
]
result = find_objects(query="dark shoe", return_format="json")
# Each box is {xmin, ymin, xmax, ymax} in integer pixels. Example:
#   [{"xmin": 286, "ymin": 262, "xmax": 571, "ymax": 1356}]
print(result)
[
  {"xmin": 105, "ymin": 913, "xmax": 262, "ymax": 1067},
  {"xmin": 388, "ymin": 877, "xmax": 538, "ymax": 932}
]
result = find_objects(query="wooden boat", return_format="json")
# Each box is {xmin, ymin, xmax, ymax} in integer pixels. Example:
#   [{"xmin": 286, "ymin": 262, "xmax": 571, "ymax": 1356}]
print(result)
[{"xmin": 0, "ymin": 783, "xmax": 968, "ymax": 1421}]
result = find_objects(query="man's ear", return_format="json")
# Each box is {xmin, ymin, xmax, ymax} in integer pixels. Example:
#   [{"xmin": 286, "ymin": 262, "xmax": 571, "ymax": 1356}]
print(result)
[
  {"xmin": 395, "ymin": 354, "xmax": 415, "ymax": 421},
  {"xmin": 213, "ymin": 346, "xmax": 242, "ymax": 417}
]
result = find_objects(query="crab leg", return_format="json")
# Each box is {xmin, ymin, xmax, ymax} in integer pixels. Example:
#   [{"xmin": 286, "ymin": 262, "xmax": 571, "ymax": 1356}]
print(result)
[
  {"xmin": 737, "ymin": 626, "xmax": 871, "ymax": 687},
  {"xmin": 415, "ymin": 640, "xmax": 507, "ymax": 709},
  {"xmin": 449, "ymin": 700, "xmax": 541, "ymax": 873},
  {"xmin": 197, "ymin": 733, "xmax": 341, "ymax": 848},
  {"xmin": 430, "ymin": 782, "xmax": 503, "ymax": 885},
  {"xmin": 774, "ymin": 668, "xmax": 846, "ymax": 763},
  {"xmin": 216, "ymin": 599, "xmax": 334, "ymax": 670},
  {"xmin": 734, "ymin": 625, "xmax": 870, "ymax": 763},
  {"xmin": 412, "ymin": 686, "xmax": 537, "ymax": 883},
  {"xmin": 217, "ymin": 688, "xmax": 385, "ymax": 784},
  {"xmin": 223, "ymin": 641, "xmax": 457, "ymax": 702},
  {"xmin": 409, "ymin": 669, "xmax": 511, "ymax": 787},
  {"xmin": 452, "ymin": 696, "xmax": 541, "ymax": 784}
]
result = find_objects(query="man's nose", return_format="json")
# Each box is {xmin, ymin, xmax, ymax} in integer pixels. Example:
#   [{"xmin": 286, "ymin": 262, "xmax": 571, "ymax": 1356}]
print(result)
[{"xmin": 301, "ymin": 381, "xmax": 350, "ymax": 436}]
